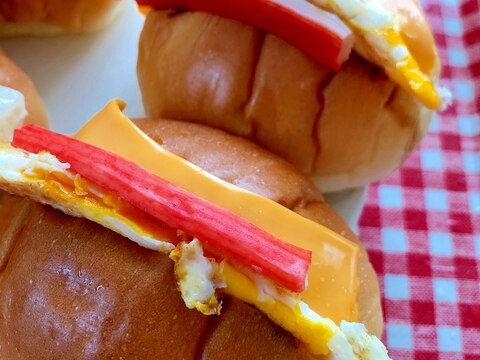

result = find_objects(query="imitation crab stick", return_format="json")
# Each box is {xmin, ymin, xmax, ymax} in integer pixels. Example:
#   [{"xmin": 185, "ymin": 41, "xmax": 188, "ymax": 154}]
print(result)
[
  {"xmin": 12, "ymin": 125, "xmax": 312, "ymax": 293},
  {"xmin": 137, "ymin": 0, "xmax": 354, "ymax": 70}
]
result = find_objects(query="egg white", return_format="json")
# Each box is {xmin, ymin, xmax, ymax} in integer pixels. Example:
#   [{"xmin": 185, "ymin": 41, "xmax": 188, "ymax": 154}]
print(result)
[
  {"xmin": 0, "ymin": 86, "xmax": 27, "ymax": 142},
  {"xmin": 0, "ymin": 144, "xmax": 174, "ymax": 252}
]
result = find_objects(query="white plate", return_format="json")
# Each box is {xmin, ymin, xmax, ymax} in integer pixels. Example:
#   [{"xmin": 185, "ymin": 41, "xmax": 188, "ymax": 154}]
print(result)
[{"xmin": 0, "ymin": 1, "xmax": 366, "ymax": 229}]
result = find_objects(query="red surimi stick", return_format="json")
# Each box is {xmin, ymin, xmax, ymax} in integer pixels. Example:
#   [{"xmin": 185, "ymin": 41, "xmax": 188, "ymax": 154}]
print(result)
[
  {"xmin": 137, "ymin": 0, "xmax": 354, "ymax": 70},
  {"xmin": 12, "ymin": 125, "xmax": 312, "ymax": 293}
]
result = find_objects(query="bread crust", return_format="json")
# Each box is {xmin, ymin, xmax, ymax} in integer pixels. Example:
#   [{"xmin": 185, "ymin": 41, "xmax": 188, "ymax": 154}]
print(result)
[
  {"xmin": 0, "ymin": 119, "xmax": 382, "ymax": 359},
  {"xmin": 0, "ymin": 0, "xmax": 128, "ymax": 35},
  {"xmin": 0, "ymin": 49, "xmax": 48, "ymax": 127},
  {"xmin": 137, "ymin": 10, "xmax": 435, "ymax": 192}
]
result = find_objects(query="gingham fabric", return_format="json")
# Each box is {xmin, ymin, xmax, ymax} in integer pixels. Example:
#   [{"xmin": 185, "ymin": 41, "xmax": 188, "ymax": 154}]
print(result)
[{"xmin": 358, "ymin": 0, "xmax": 480, "ymax": 358}]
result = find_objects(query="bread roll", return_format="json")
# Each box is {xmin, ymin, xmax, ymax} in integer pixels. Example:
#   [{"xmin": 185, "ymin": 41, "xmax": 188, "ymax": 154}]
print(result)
[
  {"xmin": 0, "ymin": 0, "xmax": 128, "ymax": 36},
  {"xmin": 0, "ymin": 119, "xmax": 382, "ymax": 359},
  {"xmin": 137, "ymin": 8, "xmax": 438, "ymax": 192},
  {"xmin": 0, "ymin": 49, "xmax": 48, "ymax": 127}
]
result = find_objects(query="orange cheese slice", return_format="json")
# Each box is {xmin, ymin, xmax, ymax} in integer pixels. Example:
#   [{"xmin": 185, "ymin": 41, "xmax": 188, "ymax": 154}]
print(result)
[{"xmin": 75, "ymin": 100, "xmax": 360, "ymax": 324}]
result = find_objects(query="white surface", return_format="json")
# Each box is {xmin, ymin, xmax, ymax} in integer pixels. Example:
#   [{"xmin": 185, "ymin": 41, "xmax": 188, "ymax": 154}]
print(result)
[
  {"xmin": 324, "ymin": 187, "xmax": 367, "ymax": 232},
  {"xmin": 0, "ymin": 2, "xmax": 366, "ymax": 229},
  {"xmin": 0, "ymin": 1, "xmax": 145, "ymax": 134}
]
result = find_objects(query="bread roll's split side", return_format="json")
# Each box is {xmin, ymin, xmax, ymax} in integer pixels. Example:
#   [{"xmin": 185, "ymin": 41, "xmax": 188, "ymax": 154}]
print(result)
[
  {"xmin": 138, "ymin": 11, "xmax": 263, "ymax": 136},
  {"xmin": 0, "ymin": 119, "xmax": 382, "ymax": 359},
  {"xmin": 245, "ymin": 34, "xmax": 332, "ymax": 173}
]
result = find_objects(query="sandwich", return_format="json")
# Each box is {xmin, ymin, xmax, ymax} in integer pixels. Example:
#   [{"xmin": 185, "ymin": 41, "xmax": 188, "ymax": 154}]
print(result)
[
  {"xmin": 136, "ymin": 0, "xmax": 450, "ymax": 192},
  {"xmin": 0, "ymin": 98, "xmax": 390, "ymax": 359},
  {"xmin": 0, "ymin": 0, "xmax": 129, "ymax": 36}
]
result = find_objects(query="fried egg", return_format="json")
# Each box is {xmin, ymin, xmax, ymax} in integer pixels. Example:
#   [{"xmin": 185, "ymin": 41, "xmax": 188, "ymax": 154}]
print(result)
[{"xmin": 312, "ymin": 0, "xmax": 449, "ymax": 109}]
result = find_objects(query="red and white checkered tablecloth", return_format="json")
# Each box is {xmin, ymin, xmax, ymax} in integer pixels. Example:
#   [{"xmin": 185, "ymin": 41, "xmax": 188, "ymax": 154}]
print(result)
[{"xmin": 358, "ymin": 0, "xmax": 480, "ymax": 358}]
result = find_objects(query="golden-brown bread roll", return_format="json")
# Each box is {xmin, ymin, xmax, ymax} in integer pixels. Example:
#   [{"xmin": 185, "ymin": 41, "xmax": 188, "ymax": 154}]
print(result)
[
  {"xmin": 137, "ymin": 8, "xmax": 437, "ymax": 192},
  {"xmin": 0, "ymin": 0, "xmax": 128, "ymax": 36},
  {"xmin": 0, "ymin": 119, "xmax": 382, "ymax": 359},
  {"xmin": 0, "ymin": 49, "xmax": 48, "ymax": 127}
]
